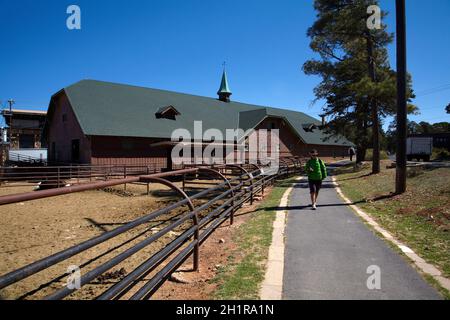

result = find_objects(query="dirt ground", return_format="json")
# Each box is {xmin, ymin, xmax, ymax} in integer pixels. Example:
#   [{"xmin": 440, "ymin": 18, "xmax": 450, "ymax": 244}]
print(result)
[
  {"xmin": 151, "ymin": 195, "xmax": 265, "ymax": 300},
  {"xmin": 0, "ymin": 179, "xmax": 269, "ymax": 300}
]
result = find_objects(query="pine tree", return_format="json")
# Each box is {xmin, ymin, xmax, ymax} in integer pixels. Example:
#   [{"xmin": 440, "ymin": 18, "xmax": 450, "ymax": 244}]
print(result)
[{"xmin": 304, "ymin": 0, "xmax": 415, "ymax": 171}]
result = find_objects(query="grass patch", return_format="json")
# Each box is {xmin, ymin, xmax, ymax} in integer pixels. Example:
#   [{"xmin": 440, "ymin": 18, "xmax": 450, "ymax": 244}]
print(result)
[
  {"xmin": 432, "ymin": 148, "xmax": 450, "ymax": 161},
  {"xmin": 212, "ymin": 177, "xmax": 297, "ymax": 300},
  {"xmin": 365, "ymin": 149, "xmax": 389, "ymax": 161},
  {"xmin": 334, "ymin": 161, "xmax": 450, "ymax": 298}
]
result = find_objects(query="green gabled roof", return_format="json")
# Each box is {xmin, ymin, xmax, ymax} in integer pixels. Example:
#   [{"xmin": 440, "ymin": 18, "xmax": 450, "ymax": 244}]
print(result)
[{"xmin": 52, "ymin": 79, "xmax": 353, "ymax": 147}]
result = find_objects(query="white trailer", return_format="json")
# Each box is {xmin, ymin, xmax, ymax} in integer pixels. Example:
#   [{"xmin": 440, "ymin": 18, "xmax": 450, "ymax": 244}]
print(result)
[
  {"xmin": 8, "ymin": 149, "xmax": 48, "ymax": 163},
  {"xmin": 406, "ymin": 137, "xmax": 433, "ymax": 162}
]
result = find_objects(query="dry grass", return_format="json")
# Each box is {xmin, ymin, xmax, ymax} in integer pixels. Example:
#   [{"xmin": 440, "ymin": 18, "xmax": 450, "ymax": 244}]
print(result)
[
  {"xmin": 334, "ymin": 161, "xmax": 450, "ymax": 281},
  {"xmin": 212, "ymin": 177, "xmax": 297, "ymax": 300}
]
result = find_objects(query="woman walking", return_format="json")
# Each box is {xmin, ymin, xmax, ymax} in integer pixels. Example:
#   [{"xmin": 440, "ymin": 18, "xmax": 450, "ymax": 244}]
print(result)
[{"xmin": 304, "ymin": 149, "xmax": 327, "ymax": 210}]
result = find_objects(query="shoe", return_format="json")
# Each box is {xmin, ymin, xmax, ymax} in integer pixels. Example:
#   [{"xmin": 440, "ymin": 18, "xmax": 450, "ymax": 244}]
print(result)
[{"xmin": 312, "ymin": 204, "xmax": 317, "ymax": 210}]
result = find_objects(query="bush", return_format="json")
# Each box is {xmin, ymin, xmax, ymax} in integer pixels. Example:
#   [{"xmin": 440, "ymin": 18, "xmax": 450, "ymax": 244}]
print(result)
[
  {"xmin": 353, "ymin": 162, "xmax": 370, "ymax": 173},
  {"xmin": 407, "ymin": 166, "xmax": 425, "ymax": 178},
  {"xmin": 432, "ymin": 148, "xmax": 450, "ymax": 161},
  {"xmin": 365, "ymin": 149, "xmax": 389, "ymax": 161}
]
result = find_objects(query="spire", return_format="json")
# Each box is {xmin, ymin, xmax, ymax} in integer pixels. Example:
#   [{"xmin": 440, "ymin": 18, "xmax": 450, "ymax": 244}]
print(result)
[{"xmin": 217, "ymin": 67, "xmax": 232, "ymax": 102}]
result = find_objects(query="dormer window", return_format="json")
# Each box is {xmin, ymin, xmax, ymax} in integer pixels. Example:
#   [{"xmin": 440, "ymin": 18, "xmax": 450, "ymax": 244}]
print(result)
[
  {"xmin": 302, "ymin": 123, "xmax": 317, "ymax": 133},
  {"xmin": 155, "ymin": 105, "xmax": 180, "ymax": 120}
]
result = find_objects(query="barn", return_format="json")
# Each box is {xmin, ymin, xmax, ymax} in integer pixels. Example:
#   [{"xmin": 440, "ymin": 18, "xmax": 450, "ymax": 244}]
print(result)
[{"xmin": 43, "ymin": 74, "xmax": 353, "ymax": 169}]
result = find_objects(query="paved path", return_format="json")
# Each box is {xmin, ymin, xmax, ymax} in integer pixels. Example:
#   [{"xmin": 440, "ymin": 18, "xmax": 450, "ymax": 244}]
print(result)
[{"xmin": 282, "ymin": 174, "xmax": 441, "ymax": 300}]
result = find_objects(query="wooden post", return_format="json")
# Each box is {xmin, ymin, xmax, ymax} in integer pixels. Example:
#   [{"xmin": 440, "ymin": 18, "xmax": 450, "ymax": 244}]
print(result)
[
  {"xmin": 147, "ymin": 166, "xmax": 150, "ymax": 195},
  {"xmin": 395, "ymin": 0, "xmax": 407, "ymax": 194},
  {"xmin": 124, "ymin": 166, "xmax": 127, "ymax": 191}
]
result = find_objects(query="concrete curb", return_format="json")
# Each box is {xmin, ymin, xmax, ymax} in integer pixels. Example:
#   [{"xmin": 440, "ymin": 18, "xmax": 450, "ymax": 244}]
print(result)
[
  {"xmin": 259, "ymin": 177, "xmax": 300, "ymax": 300},
  {"xmin": 332, "ymin": 176, "xmax": 450, "ymax": 292}
]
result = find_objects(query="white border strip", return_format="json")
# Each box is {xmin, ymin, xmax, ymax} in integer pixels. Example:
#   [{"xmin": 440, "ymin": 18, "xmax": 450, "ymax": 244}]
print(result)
[
  {"xmin": 332, "ymin": 176, "xmax": 450, "ymax": 292},
  {"xmin": 259, "ymin": 177, "xmax": 300, "ymax": 300}
]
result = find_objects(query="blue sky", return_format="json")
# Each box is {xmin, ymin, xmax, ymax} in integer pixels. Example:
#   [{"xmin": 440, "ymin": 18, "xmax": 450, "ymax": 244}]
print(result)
[{"xmin": 1, "ymin": 0, "xmax": 449, "ymax": 130}]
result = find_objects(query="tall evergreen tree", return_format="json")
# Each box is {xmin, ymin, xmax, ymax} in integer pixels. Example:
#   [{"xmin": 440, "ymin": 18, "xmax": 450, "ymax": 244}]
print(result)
[{"xmin": 304, "ymin": 0, "xmax": 415, "ymax": 171}]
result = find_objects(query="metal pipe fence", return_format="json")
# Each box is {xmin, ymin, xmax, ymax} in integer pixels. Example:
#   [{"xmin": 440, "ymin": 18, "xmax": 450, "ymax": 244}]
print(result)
[
  {"xmin": 0, "ymin": 158, "xmax": 303, "ymax": 300},
  {"xmin": 0, "ymin": 164, "xmax": 159, "ymax": 188}
]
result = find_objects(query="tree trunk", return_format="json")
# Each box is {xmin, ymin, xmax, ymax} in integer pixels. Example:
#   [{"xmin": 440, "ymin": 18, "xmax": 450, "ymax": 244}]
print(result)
[
  {"xmin": 367, "ymin": 33, "xmax": 380, "ymax": 174},
  {"xmin": 356, "ymin": 146, "xmax": 367, "ymax": 163},
  {"xmin": 355, "ymin": 103, "xmax": 368, "ymax": 164},
  {"xmin": 371, "ymin": 103, "xmax": 380, "ymax": 173}
]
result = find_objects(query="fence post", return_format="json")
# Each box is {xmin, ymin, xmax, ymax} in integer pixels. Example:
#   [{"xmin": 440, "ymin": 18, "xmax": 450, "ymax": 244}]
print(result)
[
  {"xmin": 124, "ymin": 166, "xmax": 127, "ymax": 191},
  {"xmin": 146, "ymin": 166, "xmax": 150, "ymax": 195},
  {"xmin": 238, "ymin": 171, "xmax": 243, "ymax": 192},
  {"xmin": 261, "ymin": 176, "xmax": 265, "ymax": 195}
]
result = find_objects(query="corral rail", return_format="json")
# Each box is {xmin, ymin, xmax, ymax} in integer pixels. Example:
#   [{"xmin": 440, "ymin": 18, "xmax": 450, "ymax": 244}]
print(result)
[{"xmin": 0, "ymin": 159, "xmax": 303, "ymax": 300}]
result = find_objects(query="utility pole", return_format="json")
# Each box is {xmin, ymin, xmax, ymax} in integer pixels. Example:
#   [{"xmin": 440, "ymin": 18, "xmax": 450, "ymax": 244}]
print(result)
[
  {"xmin": 395, "ymin": 0, "xmax": 407, "ymax": 194},
  {"xmin": 7, "ymin": 99, "xmax": 15, "ymax": 149},
  {"xmin": 366, "ymin": 31, "xmax": 380, "ymax": 174}
]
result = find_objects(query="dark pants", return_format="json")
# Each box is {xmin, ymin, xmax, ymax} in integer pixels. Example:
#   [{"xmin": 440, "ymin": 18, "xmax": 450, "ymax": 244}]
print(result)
[
  {"xmin": 350, "ymin": 154, "xmax": 354, "ymax": 161},
  {"xmin": 308, "ymin": 179, "xmax": 322, "ymax": 194}
]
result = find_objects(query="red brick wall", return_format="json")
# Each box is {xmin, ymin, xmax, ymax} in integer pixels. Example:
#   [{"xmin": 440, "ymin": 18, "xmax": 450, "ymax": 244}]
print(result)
[
  {"xmin": 47, "ymin": 93, "xmax": 91, "ymax": 164},
  {"xmin": 90, "ymin": 136, "xmax": 168, "ymax": 168},
  {"xmin": 254, "ymin": 117, "xmax": 349, "ymax": 158}
]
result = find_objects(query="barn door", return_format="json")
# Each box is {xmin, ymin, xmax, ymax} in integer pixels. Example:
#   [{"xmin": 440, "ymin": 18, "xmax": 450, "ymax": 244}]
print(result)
[{"xmin": 71, "ymin": 139, "xmax": 80, "ymax": 163}]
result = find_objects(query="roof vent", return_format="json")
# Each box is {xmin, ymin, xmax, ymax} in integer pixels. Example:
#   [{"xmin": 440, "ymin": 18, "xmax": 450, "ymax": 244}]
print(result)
[{"xmin": 155, "ymin": 105, "xmax": 180, "ymax": 120}]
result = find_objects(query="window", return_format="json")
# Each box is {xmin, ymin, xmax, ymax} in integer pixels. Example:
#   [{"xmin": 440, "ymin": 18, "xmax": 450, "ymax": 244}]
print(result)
[
  {"xmin": 267, "ymin": 122, "xmax": 277, "ymax": 130},
  {"xmin": 19, "ymin": 134, "xmax": 34, "ymax": 148},
  {"xmin": 302, "ymin": 123, "xmax": 317, "ymax": 132},
  {"xmin": 155, "ymin": 106, "xmax": 180, "ymax": 120}
]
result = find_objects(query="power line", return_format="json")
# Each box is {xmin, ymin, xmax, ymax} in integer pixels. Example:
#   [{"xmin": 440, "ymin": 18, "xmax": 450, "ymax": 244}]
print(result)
[
  {"xmin": 409, "ymin": 116, "xmax": 450, "ymax": 123},
  {"xmin": 417, "ymin": 105, "xmax": 447, "ymax": 112},
  {"xmin": 415, "ymin": 83, "xmax": 450, "ymax": 97}
]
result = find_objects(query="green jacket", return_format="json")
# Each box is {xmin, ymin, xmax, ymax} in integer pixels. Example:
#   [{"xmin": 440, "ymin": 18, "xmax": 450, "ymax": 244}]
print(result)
[{"xmin": 305, "ymin": 158, "xmax": 327, "ymax": 181}]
